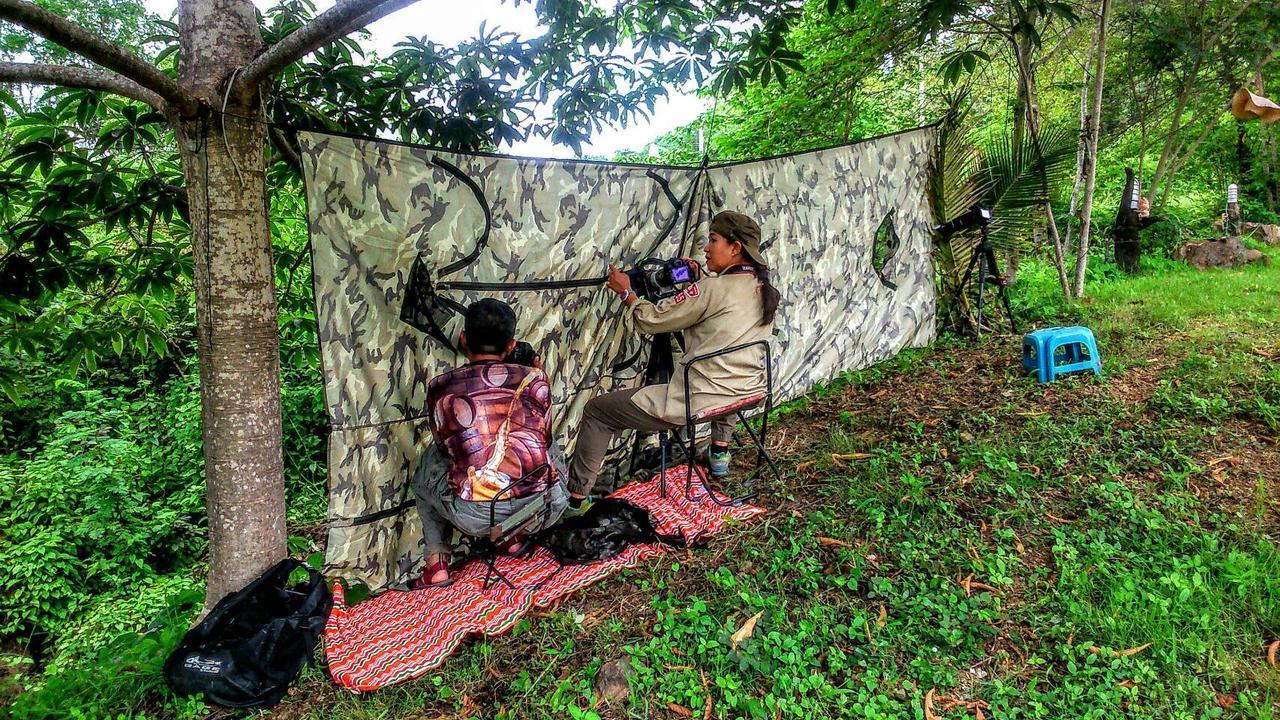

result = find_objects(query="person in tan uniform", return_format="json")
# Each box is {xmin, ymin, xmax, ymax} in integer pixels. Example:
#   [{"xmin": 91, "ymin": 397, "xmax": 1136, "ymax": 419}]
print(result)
[{"xmin": 567, "ymin": 211, "xmax": 781, "ymax": 505}]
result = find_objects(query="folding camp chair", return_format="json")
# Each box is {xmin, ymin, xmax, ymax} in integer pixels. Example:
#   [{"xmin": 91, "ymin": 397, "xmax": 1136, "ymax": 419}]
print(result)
[
  {"xmin": 656, "ymin": 340, "xmax": 782, "ymax": 506},
  {"xmin": 477, "ymin": 463, "xmax": 561, "ymax": 591}
]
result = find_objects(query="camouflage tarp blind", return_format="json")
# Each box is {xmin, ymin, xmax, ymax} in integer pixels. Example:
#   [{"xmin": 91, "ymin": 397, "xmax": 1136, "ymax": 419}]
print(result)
[{"xmin": 298, "ymin": 125, "xmax": 939, "ymax": 591}]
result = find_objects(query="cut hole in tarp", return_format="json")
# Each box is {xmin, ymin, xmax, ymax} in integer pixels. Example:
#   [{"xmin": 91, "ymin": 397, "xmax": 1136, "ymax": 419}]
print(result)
[{"xmin": 871, "ymin": 211, "xmax": 902, "ymax": 290}]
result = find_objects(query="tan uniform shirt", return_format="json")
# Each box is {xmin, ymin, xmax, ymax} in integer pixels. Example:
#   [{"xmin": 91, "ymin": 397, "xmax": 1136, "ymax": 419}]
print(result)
[{"xmin": 628, "ymin": 270, "xmax": 774, "ymax": 425}]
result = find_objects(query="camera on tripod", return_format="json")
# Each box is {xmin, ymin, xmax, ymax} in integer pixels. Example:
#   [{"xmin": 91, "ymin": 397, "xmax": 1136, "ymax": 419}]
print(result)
[
  {"xmin": 934, "ymin": 205, "xmax": 992, "ymax": 237},
  {"xmin": 624, "ymin": 258, "xmax": 698, "ymax": 302},
  {"xmin": 933, "ymin": 204, "xmax": 1017, "ymax": 338}
]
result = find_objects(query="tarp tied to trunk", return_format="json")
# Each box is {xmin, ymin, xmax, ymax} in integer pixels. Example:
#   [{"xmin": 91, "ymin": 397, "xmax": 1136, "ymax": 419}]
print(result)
[{"xmin": 299, "ymin": 126, "xmax": 939, "ymax": 591}]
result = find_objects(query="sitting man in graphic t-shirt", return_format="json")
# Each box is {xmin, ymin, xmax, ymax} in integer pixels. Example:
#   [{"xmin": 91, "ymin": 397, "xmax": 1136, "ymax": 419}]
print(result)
[{"xmin": 409, "ymin": 298, "xmax": 568, "ymax": 588}]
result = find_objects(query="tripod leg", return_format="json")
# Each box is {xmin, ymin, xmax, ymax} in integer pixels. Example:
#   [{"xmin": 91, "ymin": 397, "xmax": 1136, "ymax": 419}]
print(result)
[
  {"xmin": 999, "ymin": 283, "xmax": 1018, "ymax": 334},
  {"xmin": 958, "ymin": 247, "xmax": 984, "ymax": 335},
  {"xmin": 975, "ymin": 252, "xmax": 988, "ymax": 340},
  {"xmin": 981, "ymin": 243, "xmax": 1017, "ymax": 335}
]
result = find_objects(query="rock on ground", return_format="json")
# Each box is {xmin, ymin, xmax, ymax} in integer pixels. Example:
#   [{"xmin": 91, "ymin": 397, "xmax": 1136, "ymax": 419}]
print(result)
[
  {"xmin": 1243, "ymin": 222, "xmax": 1280, "ymax": 246},
  {"xmin": 1174, "ymin": 235, "xmax": 1267, "ymax": 269}
]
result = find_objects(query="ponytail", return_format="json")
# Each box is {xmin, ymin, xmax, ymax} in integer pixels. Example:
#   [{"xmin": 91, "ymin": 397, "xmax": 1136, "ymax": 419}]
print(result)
[{"xmin": 749, "ymin": 260, "xmax": 780, "ymax": 326}]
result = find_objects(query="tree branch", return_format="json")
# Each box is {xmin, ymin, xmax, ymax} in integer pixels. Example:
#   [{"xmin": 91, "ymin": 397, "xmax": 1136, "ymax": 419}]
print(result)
[
  {"xmin": 269, "ymin": 126, "xmax": 302, "ymax": 172},
  {"xmin": 235, "ymin": 0, "xmax": 422, "ymax": 96},
  {"xmin": 0, "ymin": 0, "xmax": 196, "ymax": 115},
  {"xmin": 0, "ymin": 61, "xmax": 164, "ymax": 108}
]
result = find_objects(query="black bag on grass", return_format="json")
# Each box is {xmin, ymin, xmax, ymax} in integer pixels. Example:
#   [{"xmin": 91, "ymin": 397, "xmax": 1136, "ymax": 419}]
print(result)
[
  {"xmin": 538, "ymin": 498, "xmax": 688, "ymax": 564},
  {"xmin": 164, "ymin": 559, "xmax": 331, "ymax": 708}
]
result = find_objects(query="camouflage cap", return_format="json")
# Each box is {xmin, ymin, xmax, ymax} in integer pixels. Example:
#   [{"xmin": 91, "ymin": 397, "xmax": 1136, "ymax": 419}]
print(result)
[{"xmin": 709, "ymin": 210, "xmax": 767, "ymax": 268}]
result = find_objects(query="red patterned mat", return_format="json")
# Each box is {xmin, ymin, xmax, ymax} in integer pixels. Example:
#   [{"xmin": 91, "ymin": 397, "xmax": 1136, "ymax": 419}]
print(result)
[{"xmin": 323, "ymin": 467, "xmax": 764, "ymax": 691}]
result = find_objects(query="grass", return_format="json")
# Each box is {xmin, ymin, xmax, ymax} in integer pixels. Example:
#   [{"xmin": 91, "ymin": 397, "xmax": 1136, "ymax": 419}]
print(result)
[
  {"xmin": 254, "ymin": 250, "xmax": 1280, "ymax": 719},
  {"xmin": 10, "ymin": 250, "xmax": 1280, "ymax": 719}
]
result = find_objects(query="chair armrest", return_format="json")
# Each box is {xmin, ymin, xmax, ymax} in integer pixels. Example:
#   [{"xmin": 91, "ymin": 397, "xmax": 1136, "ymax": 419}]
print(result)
[{"xmin": 692, "ymin": 393, "xmax": 766, "ymax": 422}]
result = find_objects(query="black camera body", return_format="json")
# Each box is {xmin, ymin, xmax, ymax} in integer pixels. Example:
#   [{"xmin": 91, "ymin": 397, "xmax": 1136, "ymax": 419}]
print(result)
[
  {"xmin": 504, "ymin": 340, "xmax": 537, "ymax": 367},
  {"xmin": 624, "ymin": 258, "xmax": 697, "ymax": 301}
]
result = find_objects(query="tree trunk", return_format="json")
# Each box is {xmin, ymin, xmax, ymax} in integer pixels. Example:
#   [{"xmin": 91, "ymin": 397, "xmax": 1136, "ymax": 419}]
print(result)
[
  {"xmin": 1072, "ymin": 0, "xmax": 1109, "ymax": 296},
  {"xmin": 176, "ymin": 0, "xmax": 284, "ymax": 608},
  {"xmin": 1146, "ymin": 69, "xmax": 1200, "ymax": 206},
  {"xmin": 1006, "ymin": 16, "xmax": 1042, "ymax": 285},
  {"xmin": 1264, "ymin": 127, "xmax": 1280, "ymax": 210},
  {"xmin": 1057, "ymin": 33, "xmax": 1096, "ymax": 299},
  {"xmin": 1157, "ymin": 118, "xmax": 1217, "ymax": 210}
]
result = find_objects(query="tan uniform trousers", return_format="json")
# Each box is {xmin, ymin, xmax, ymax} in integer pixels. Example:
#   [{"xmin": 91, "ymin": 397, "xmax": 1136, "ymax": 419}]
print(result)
[{"xmin": 568, "ymin": 387, "xmax": 735, "ymax": 497}]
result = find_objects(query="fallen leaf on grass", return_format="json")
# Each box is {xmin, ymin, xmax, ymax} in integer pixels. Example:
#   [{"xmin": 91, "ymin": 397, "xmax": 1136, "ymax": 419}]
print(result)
[
  {"xmin": 700, "ymin": 669, "xmax": 713, "ymax": 720},
  {"xmin": 1091, "ymin": 642, "xmax": 1152, "ymax": 658},
  {"xmin": 876, "ymin": 604, "xmax": 887, "ymax": 629},
  {"xmin": 667, "ymin": 702, "xmax": 694, "ymax": 718},
  {"xmin": 796, "ymin": 461, "xmax": 814, "ymax": 472},
  {"xmin": 1217, "ymin": 693, "xmax": 1237, "ymax": 709},
  {"xmin": 730, "ymin": 611, "xmax": 763, "ymax": 649},
  {"xmin": 594, "ymin": 657, "xmax": 633, "ymax": 707},
  {"xmin": 938, "ymin": 697, "xmax": 990, "ymax": 712},
  {"xmin": 923, "ymin": 689, "xmax": 940, "ymax": 720},
  {"xmin": 1044, "ymin": 512, "xmax": 1072, "ymax": 524},
  {"xmin": 970, "ymin": 580, "xmax": 999, "ymax": 595},
  {"xmin": 1206, "ymin": 455, "xmax": 1237, "ymax": 467},
  {"xmin": 1117, "ymin": 680, "xmax": 1138, "ymax": 689},
  {"xmin": 1267, "ymin": 639, "xmax": 1279, "ymax": 666},
  {"xmin": 1115, "ymin": 642, "xmax": 1153, "ymax": 657},
  {"xmin": 832, "ymin": 452, "xmax": 873, "ymax": 463},
  {"xmin": 818, "ymin": 536, "xmax": 852, "ymax": 549}
]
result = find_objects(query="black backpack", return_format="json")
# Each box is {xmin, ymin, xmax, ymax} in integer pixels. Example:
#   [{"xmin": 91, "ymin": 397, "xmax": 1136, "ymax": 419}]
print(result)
[
  {"xmin": 537, "ymin": 498, "xmax": 689, "ymax": 565},
  {"xmin": 164, "ymin": 559, "xmax": 331, "ymax": 709}
]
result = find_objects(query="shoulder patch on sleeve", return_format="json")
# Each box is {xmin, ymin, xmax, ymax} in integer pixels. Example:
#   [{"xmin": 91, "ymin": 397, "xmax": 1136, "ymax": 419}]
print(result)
[
  {"xmin": 673, "ymin": 290, "xmax": 688, "ymax": 304},
  {"xmin": 685, "ymin": 282, "xmax": 700, "ymax": 298}
]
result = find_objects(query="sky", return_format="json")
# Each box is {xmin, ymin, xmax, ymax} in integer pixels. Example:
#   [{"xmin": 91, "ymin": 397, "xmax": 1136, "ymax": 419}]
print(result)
[{"xmin": 143, "ymin": 0, "xmax": 707, "ymax": 159}]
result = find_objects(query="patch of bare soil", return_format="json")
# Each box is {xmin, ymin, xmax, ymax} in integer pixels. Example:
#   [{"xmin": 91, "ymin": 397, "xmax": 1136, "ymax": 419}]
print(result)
[{"xmin": 1191, "ymin": 423, "xmax": 1280, "ymax": 534}]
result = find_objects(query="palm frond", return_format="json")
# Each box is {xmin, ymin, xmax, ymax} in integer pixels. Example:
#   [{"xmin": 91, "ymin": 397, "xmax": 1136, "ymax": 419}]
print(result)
[
  {"xmin": 930, "ymin": 89, "xmax": 984, "ymax": 277},
  {"xmin": 981, "ymin": 124, "xmax": 1076, "ymax": 251},
  {"xmin": 937, "ymin": 122, "xmax": 1075, "ymax": 279}
]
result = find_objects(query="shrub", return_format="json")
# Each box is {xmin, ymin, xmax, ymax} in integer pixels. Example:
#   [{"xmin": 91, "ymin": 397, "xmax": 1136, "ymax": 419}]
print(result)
[
  {"xmin": 0, "ymin": 377, "xmax": 206, "ymax": 645},
  {"xmin": 6, "ymin": 585, "xmax": 207, "ymax": 720}
]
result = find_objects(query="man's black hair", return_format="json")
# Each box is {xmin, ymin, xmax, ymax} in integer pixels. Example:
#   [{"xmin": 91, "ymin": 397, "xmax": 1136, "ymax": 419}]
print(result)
[{"xmin": 463, "ymin": 298, "xmax": 517, "ymax": 354}]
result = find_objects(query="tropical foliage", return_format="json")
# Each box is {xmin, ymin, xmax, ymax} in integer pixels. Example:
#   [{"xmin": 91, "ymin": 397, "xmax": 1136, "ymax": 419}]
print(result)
[{"xmin": 2, "ymin": 0, "xmax": 1279, "ymax": 715}]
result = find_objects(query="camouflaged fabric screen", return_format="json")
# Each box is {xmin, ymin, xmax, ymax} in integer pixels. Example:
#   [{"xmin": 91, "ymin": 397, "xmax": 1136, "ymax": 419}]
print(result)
[{"xmin": 298, "ymin": 126, "xmax": 938, "ymax": 591}]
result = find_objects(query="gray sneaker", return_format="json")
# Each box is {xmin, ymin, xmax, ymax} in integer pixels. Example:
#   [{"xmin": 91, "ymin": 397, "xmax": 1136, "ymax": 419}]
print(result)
[{"xmin": 708, "ymin": 448, "xmax": 732, "ymax": 478}]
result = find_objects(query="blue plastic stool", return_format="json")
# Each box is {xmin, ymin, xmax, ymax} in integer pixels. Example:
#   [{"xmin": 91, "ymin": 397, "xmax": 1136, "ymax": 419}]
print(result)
[{"xmin": 1022, "ymin": 326, "xmax": 1102, "ymax": 383}]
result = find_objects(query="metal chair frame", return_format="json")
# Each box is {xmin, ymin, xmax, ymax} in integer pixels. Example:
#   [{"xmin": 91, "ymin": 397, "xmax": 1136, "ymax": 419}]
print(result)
[
  {"xmin": 655, "ymin": 340, "xmax": 782, "ymax": 506},
  {"xmin": 478, "ymin": 463, "xmax": 562, "ymax": 591}
]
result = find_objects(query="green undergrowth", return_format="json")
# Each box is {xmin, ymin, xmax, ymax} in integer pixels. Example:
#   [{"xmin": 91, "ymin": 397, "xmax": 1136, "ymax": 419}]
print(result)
[
  {"xmin": 265, "ymin": 253, "xmax": 1280, "ymax": 718},
  {"xmin": 7, "ymin": 250, "xmax": 1280, "ymax": 719}
]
